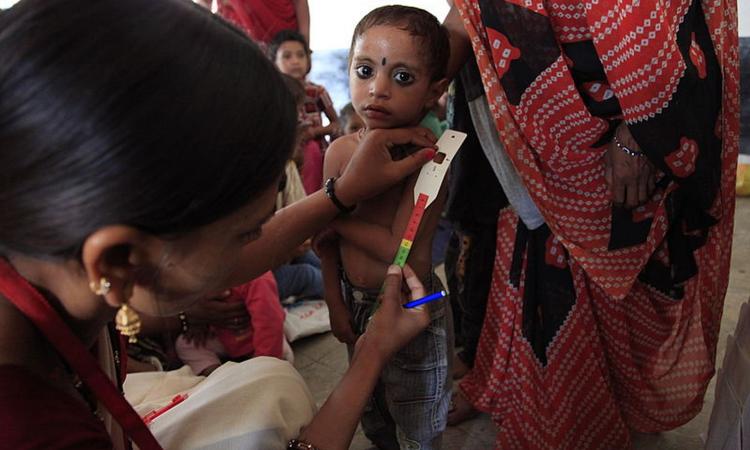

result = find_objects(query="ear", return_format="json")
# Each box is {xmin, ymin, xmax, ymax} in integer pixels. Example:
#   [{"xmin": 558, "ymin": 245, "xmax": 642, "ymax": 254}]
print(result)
[
  {"xmin": 425, "ymin": 78, "xmax": 449, "ymax": 110},
  {"xmin": 81, "ymin": 225, "xmax": 162, "ymax": 308}
]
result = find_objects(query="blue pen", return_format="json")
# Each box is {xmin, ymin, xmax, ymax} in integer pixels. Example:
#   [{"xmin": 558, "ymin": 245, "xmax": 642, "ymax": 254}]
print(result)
[{"xmin": 403, "ymin": 290, "xmax": 447, "ymax": 309}]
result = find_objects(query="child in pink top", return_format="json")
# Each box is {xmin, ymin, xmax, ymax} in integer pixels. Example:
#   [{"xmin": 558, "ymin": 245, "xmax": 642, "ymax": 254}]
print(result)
[
  {"xmin": 269, "ymin": 30, "xmax": 339, "ymax": 194},
  {"xmin": 175, "ymin": 271, "xmax": 286, "ymax": 376}
]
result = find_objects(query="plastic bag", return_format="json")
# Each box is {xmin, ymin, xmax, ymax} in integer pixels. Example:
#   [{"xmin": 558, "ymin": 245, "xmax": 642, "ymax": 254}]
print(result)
[{"xmin": 283, "ymin": 300, "xmax": 331, "ymax": 342}]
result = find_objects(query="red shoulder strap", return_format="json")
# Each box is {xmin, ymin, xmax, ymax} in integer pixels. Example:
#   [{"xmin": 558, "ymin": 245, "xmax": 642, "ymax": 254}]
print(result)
[{"xmin": 0, "ymin": 260, "xmax": 162, "ymax": 450}]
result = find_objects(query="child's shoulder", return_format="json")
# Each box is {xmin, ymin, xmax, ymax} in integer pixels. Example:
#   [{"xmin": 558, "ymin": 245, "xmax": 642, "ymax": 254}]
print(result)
[
  {"xmin": 324, "ymin": 133, "xmax": 360, "ymax": 175},
  {"xmin": 326, "ymin": 133, "xmax": 359, "ymax": 158}
]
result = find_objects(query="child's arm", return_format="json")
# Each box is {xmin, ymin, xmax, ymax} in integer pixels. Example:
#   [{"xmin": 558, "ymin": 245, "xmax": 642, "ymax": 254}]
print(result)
[
  {"xmin": 319, "ymin": 137, "xmax": 357, "ymax": 344},
  {"xmin": 243, "ymin": 273, "xmax": 286, "ymax": 358},
  {"xmin": 331, "ymin": 175, "xmax": 448, "ymax": 265},
  {"xmin": 293, "ymin": 0, "xmax": 310, "ymax": 45},
  {"xmin": 311, "ymin": 87, "xmax": 340, "ymax": 139},
  {"xmin": 316, "ymin": 230, "xmax": 357, "ymax": 344}
]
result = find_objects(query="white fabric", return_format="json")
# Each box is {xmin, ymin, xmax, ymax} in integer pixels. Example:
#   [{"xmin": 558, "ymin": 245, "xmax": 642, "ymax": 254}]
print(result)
[
  {"xmin": 468, "ymin": 94, "xmax": 545, "ymax": 230},
  {"xmin": 124, "ymin": 357, "xmax": 315, "ymax": 450},
  {"xmin": 277, "ymin": 161, "xmax": 307, "ymax": 211},
  {"xmin": 283, "ymin": 300, "xmax": 331, "ymax": 342},
  {"xmin": 705, "ymin": 300, "xmax": 750, "ymax": 449}
]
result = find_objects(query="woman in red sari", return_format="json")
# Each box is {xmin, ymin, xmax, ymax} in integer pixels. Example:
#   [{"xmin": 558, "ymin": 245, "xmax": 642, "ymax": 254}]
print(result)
[
  {"xmin": 0, "ymin": 1, "xmax": 438, "ymax": 449},
  {"xmin": 444, "ymin": 0, "xmax": 739, "ymax": 447},
  {"xmin": 201, "ymin": 0, "xmax": 310, "ymax": 47}
]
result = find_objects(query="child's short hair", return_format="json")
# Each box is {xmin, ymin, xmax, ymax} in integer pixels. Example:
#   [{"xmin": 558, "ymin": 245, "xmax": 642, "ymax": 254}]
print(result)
[
  {"xmin": 269, "ymin": 29, "xmax": 311, "ymax": 74},
  {"xmin": 348, "ymin": 5, "xmax": 450, "ymax": 82}
]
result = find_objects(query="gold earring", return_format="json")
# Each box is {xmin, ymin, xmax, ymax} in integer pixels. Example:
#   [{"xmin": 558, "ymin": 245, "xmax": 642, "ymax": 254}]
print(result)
[
  {"xmin": 89, "ymin": 277, "xmax": 111, "ymax": 296},
  {"xmin": 115, "ymin": 302, "xmax": 141, "ymax": 344}
]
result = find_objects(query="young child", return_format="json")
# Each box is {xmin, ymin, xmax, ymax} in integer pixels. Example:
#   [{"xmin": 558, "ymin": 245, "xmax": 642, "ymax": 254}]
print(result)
[
  {"xmin": 269, "ymin": 29, "xmax": 339, "ymax": 195},
  {"xmin": 318, "ymin": 6, "xmax": 452, "ymax": 449},
  {"xmin": 273, "ymin": 73, "xmax": 324, "ymax": 302},
  {"xmin": 175, "ymin": 271, "xmax": 289, "ymax": 376},
  {"xmin": 339, "ymin": 102, "xmax": 365, "ymax": 135}
]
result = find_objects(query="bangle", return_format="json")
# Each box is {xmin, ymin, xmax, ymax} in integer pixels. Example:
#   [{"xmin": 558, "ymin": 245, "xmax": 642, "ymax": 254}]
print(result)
[
  {"xmin": 613, "ymin": 134, "xmax": 642, "ymax": 157},
  {"xmin": 324, "ymin": 177, "xmax": 355, "ymax": 214},
  {"xmin": 178, "ymin": 312, "xmax": 189, "ymax": 333},
  {"xmin": 287, "ymin": 439, "xmax": 319, "ymax": 450}
]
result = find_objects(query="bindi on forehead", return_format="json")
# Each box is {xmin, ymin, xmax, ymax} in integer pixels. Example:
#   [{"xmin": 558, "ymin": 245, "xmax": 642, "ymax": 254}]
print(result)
[{"xmin": 382, "ymin": 57, "xmax": 386, "ymax": 66}]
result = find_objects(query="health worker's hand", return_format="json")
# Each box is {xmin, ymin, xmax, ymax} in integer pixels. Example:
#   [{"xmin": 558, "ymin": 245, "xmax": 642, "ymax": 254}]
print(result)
[
  {"xmin": 357, "ymin": 264, "xmax": 431, "ymax": 361},
  {"xmin": 335, "ymin": 127, "xmax": 438, "ymax": 207}
]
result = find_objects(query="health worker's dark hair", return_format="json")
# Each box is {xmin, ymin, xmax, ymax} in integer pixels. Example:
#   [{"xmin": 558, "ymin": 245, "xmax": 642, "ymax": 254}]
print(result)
[{"xmin": 0, "ymin": 0, "xmax": 296, "ymax": 258}]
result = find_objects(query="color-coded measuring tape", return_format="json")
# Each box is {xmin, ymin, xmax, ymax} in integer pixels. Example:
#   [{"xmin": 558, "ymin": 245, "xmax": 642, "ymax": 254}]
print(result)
[
  {"xmin": 390, "ymin": 129, "xmax": 466, "ymax": 269},
  {"xmin": 392, "ymin": 192, "xmax": 430, "ymax": 267},
  {"xmin": 369, "ymin": 129, "xmax": 467, "ymax": 315}
]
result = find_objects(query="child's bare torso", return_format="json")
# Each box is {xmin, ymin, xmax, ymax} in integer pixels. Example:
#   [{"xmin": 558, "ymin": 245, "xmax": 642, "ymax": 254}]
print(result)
[{"xmin": 336, "ymin": 138, "xmax": 436, "ymax": 289}]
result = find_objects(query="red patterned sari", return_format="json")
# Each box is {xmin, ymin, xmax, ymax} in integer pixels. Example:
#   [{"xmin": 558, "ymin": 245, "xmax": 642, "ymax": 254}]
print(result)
[
  {"xmin": 454, "ymin": 0, "xmax": 739, "ymax": 447},
  {"xmin": 216, "ymin": 0, "xmax": 297, "ymax": 44}
]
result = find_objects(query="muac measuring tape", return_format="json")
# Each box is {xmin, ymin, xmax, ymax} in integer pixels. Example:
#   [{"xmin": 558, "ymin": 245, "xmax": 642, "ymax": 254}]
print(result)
[{"xmin": 372, "ymin": 129, "xmax": 467, "ymax": 313}]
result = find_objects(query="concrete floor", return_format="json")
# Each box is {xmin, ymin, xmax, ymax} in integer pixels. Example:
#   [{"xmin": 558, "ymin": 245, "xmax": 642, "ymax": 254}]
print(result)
[{"xmin": 292, "ymin": 197, "xmax": 750, "ymax": 449}]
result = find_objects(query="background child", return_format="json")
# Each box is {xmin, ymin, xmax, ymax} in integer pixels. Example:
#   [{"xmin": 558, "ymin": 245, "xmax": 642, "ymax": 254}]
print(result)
[
  {"xmin": 339, "ymin": 102, "xmax": 365, "ymax": 135},
  {"xmin": 273, "ymin": 73, "xmax": 324, "ymax": 302},
  {"xmin": 318, "ymin": 6, "xmax": 452, "ymax": 449},
  {"xmin": 175, "ymin": 272, "xmax": 289, "ymax": 376},
  {"xmin": 269, "ymin": 29, "xmax": 340, "ymax": 195}
]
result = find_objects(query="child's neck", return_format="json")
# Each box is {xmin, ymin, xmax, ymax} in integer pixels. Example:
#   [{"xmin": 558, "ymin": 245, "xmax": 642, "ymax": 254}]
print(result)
[{"xmin": 361, "ymin": 110, "xmax": 437, "ymax": 136}]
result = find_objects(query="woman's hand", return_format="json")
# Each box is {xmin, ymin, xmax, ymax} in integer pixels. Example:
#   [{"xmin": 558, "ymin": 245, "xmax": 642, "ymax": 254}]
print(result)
[
  {"xmin": 357, "ymin": 264, "xmax": 431, "ymax": 361},
  {"xmin": 604, "ymin": 123, "xmax": 657, "ymax": 209},
  {"xmin": 335, "ymin": 127, "xmax": 438, "ymax": 207},
  {"xmin": 186, "ymin": 292, "xmax": 250, "ymax": 332}
]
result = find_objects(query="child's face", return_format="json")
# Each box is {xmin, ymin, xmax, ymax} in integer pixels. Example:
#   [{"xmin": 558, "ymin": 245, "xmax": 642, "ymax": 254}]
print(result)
[
  {"xmin": 349, "ymin": 25, "xmax": 444, "ymax": 130},
  {"xmin": 344, "ymin": 111, "xmax": 365, "ymax": 134},
  {"xmin": 274, "ymin": 40, "xmax": 308, "ymax": 81}
]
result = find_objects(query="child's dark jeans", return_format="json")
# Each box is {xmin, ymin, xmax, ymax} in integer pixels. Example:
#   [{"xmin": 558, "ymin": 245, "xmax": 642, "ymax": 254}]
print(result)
[{"xmin": 341, "ymin": 271, "xmax": 453, "ymax": 450}]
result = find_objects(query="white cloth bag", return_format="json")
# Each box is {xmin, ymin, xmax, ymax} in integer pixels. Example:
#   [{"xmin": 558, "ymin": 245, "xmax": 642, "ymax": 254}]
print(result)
[
  {"xmin": 124, "ymin": 357, "xmax": 315, "ymax": 449},
  {"xmin": 283, "ymin": 300, "xmax": 331, "ymax": 342}
]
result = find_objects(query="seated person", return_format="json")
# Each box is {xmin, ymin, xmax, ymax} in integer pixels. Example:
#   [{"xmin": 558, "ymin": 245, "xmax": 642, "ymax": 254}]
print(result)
[
  {"xmin": 273, "ymin": 241, "xmax": 323, "ymax": 302},
  {"xmin": 273, "ymin": 152, "xmax": 324, "ymax": 302},
  {"xmin": 175, "ymin": 272, "xmax": 289, "ymax": 376}
]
